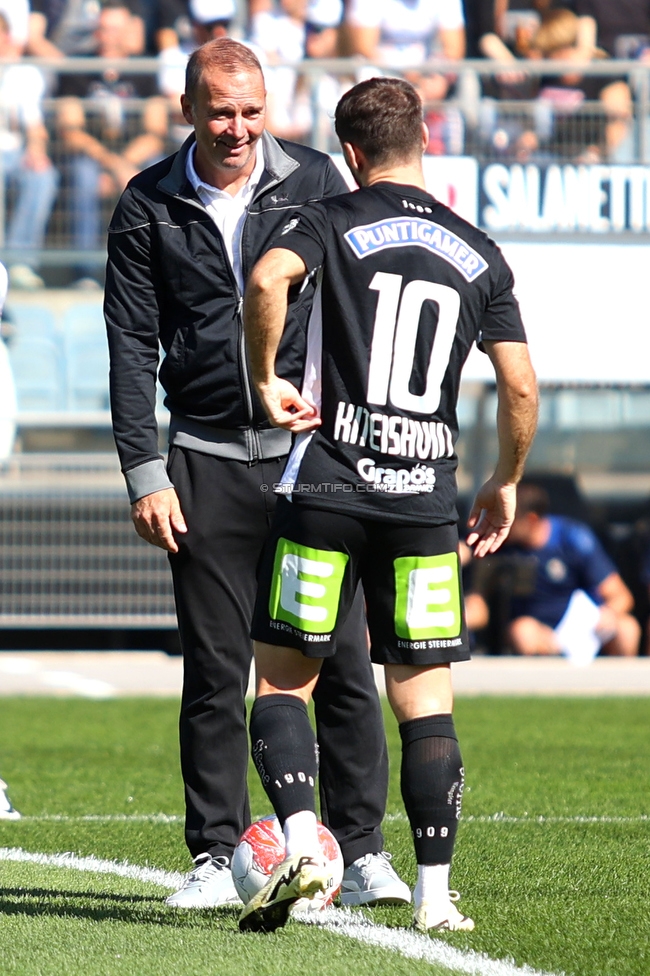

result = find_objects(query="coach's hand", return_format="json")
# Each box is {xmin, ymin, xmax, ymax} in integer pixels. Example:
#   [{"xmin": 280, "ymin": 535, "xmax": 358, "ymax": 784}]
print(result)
[
  {"xmin": 131, "ymin": 487, "xmax": 188, "ymax": 553},
  {"xmin": 257, "ymin": 377, "xmax": 322, "ymax": 432},
  {"xmin": 466, "ymin": 478, "xmax": 517, "ymax": 558}
]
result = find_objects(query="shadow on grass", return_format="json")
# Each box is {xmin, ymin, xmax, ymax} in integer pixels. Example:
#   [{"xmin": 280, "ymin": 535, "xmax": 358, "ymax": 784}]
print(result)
[{"xmin": 0, "ymin": 889, "xmax": 241, "ymax": 927}]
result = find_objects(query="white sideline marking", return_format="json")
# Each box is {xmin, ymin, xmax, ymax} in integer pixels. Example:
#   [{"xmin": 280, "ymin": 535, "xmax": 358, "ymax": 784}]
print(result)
[
  {"xmin": 15, "ymin": 812, "xmax": 649, "ymax": 825},
  {"xmin": 0, "ymin": 847, "xmax": 562, "ymax": 976},
  {"xmin": 0, "ymin": 847, "xmax": 185, "ymax": 891},
  {"xmin": 300, "ymin": 908, "xmax": 562, "ymax": 976},
  {"xmin": 385, "ymin": 813, "xmax": 650, "ymax": 825},
  {"xmin": 20, "ymin": 814, "xmax": 183, "ymax": 823}
]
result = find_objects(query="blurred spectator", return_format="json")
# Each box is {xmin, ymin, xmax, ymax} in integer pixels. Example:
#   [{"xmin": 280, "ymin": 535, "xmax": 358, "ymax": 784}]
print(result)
[
  {"xmin": 344, "ymin": 0, "xmax": 465, "ymax": 73},
  {"xmin": 499, "ymin": 0, "xmax": 542, "ymax": 58},
  {"xmin": 479, "ymin": 6, "xmax": 633, "ymax": 163},
  {"xmin": 459, "ymin": 539, "xmax": 490, "ymax": 634},
  {"xmin": 503, "ymin": 482, "xmax": 641, "ymax": 663},
  {"xmin": 463, "ymin": 0, "xmax": 498, "ymax": 59},
  {"xmin": 188, "ymin": 0, "xmax": 234, "ymax": 45},
  {"xmin": 249, "ymin": 0, "xmax": 313, "ymax": 140},
  {"xmin": 343, "ymin": 0, "xmax": 466, "ymax": 155},
  {"xmin": 157, "ymin": 0, "xmax": 235, "ymax": 149},
  {"xmin": 0, "ymin": 0, "xmax": 30, "ymax": 50},
  {"xmin": 463, "ymin": 0, "xmax": 533, "ymax": 61},
  {"xmin": 160, "ymin": 0, "xmax": 342, "ymax": 143},
  {"xmin": 344, "ymin": 0, "xmax": 465, "ymax": 95},
  {"xmin": 27, "ymin": 0, "xmax": 145, "ymax": 57},
  {"xmin": 304, "ymin": 0, "xmax": 347, "ymax": 131},
  {"xmin": 532, "ymin": 8, "xmax": 632, "ymax": 161},
  {"xmin": 575, "ymin": 0, "xmax": 650, "ymax": 60},
  {"xmin": 0, "ymin": 260, "xmax": 17, "ymax": 461},
  {"xmin": 304, "ymin": 0, "xmax": 341, "ymax": 58},
  {"xmin": 0, "ymin": 12, "xmax": 59, "ymax": 290},
  {"xmin": 155, "ymin": 0, "xmax": 192, "ymax": 55},
  {"xmin": 56, "ymin": 0, "xmax": 167, "ymax": 286},
  {"xmin": 575, "ymin": 0, "xmax": 650, "ymax": 162},
  {"xmin": 637, "ymin": 523, "xmax": 650, "ymax": 654}
]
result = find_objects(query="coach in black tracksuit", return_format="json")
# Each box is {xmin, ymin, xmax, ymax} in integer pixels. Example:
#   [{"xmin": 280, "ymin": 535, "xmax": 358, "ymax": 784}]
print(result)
[{"xmin": 104, "ymin": 38, "xmax": 398, "ymax": 906}]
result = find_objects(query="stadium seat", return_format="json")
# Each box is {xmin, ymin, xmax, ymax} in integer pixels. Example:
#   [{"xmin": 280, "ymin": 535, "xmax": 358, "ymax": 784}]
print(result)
[
  {"xmin": 64, "ymin": 333, "xmax": 110, "ymax": 412},
  {"xmin": 8, "ymin": 335, "xmax": 65, "ymax": 412},
  {"xmin": 61, "ymin": 302, "xmax": 105, "ymax": 340},
  {"xmin": 5, "ymin": 304, "xmax": 57, "ymax": 339}
]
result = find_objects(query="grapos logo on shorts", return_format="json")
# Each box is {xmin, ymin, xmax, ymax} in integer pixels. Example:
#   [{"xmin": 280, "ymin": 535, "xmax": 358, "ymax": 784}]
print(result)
[
  {"xmin": 269, "ymin": 538, "xmax": 348, "ymax": 634},
  {"xmin": 394, "ymin": 552, "xmax": 461, "ymax": 640}
]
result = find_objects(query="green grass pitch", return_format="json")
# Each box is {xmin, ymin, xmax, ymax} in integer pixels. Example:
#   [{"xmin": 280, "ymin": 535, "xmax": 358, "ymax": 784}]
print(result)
[{"xmin": 0, "ymin": 696, "xmax": 648, "ymax": 976}]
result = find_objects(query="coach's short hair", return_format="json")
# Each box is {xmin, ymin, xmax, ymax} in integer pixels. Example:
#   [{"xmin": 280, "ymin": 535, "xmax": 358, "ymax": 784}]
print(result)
[
  {"xmin": 516, "ymin": 482, "xmax": 550, "ymax": 519},
  {"xmin": 185, "ymin": 38, "xmax": 263, "ymax": 102},
  {"xmin": 334, "ymin": 77, "xmax": 423, "ymax": 166}
]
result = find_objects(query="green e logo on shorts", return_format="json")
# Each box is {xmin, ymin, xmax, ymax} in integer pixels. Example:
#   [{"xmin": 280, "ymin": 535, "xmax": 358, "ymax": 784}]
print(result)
[
  {"xmin": 269, "ymin": 538, "xmax": 348, "ymax": 634},
  {"xmin": 394, "ymin": 552, "xmax": 461, "ymax": 640}
]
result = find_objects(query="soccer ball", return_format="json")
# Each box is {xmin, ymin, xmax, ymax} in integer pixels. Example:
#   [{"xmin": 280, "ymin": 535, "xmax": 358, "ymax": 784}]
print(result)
[{"xmin": 232, "ymin": 814, "xmax": 343, "ymax": 911}]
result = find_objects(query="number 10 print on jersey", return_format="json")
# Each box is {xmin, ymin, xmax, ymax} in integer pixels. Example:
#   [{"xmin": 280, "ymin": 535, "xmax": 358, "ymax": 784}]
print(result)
[
  {"xmin": 332, "ymin": 273, "xmax": 459, "ymax": 465},
  {"xmin": 274, "ymin": 183, "xmax": 527, "ymax": 525}
]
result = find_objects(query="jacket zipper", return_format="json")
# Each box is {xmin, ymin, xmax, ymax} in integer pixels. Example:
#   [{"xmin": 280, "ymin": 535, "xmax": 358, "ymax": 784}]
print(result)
[
  {"xmin": 166, "ymin": 173, "xmax": 289, "ymax": 465},
  {"xmin": 237, "ymin": 175, "xmax": 286, "ymax": 465},
  {"xmin": 236, "ymin": 294, "xmax": 261, "ymax": 464}
]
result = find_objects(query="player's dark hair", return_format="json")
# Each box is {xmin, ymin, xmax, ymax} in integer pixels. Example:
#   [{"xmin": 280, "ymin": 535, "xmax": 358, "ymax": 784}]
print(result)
[
  {"xmin": 0, "ymin": 11, "xmax": 8, "ymax": 32},
  {"xmin": 516, "ymin": 481, "xmax": 550, "ymax": 518},
  {"xmin": 185, "ymin": 38, "xmax": 264, "ymax": 103},
  {"xmin": 99, "ymin": 0, "xmax": 132, "ymax": 11},
  {"xmin": 334, "ymin": 77, "xmax": 423, "ymax": 166}
]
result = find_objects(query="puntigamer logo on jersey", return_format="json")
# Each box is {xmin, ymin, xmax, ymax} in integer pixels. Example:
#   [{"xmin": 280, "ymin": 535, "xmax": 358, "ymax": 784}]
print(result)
[{"xmin": 344, "ymin": 219, "xmax": 488, "ymax": 282}]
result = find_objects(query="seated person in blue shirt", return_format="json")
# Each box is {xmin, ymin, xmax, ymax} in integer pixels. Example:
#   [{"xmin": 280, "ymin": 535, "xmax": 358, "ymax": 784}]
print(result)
[
  {"xmin": 504, "ymin": 482, "xmax": 640, "ymax": 662},
  {"xmin": 640, "ymin": 542, "xmax": 650, "ymax": 656}
]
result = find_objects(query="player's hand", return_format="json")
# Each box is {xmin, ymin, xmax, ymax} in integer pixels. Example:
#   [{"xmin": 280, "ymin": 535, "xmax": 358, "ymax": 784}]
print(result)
[
  {"xmin": 466, "ymin": 478, "xmax": 517, "ymax": 558},
  {"xmin": 257, "ymin": 377, "xmax": 322, "ymax": 432},
  {"xmin": 131, "ymin": 487, "xmax": 187, "ymax": 553}
]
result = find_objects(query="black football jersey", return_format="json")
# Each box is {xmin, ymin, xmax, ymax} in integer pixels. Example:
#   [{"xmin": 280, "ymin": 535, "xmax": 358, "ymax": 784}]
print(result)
[{"xmin": 275, "ymin": 181, "xmax": 527, "ymax": 524}]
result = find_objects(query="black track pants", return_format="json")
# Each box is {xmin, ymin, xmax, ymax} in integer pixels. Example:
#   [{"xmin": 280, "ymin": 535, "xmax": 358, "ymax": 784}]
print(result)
[{"xmin": 167, "ymin": 446, "xmax": 388, "ymax": 866}]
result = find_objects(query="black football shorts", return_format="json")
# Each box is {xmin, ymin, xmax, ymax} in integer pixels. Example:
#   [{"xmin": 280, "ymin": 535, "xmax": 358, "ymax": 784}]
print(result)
[{"xmin": 252, "ymin": 498, "xmax": 470, "ymax": 666}]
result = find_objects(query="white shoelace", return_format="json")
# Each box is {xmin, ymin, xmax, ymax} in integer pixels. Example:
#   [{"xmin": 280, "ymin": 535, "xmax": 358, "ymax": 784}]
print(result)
[{"xmin": 186, "ymin": 853, "xmax": 229, "ymax": 885}]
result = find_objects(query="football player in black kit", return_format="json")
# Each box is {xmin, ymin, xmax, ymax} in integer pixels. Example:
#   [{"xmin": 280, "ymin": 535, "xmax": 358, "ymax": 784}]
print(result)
[{"xmin": 238, "ymin": 77, "xmax": 538, "ymax": 934}]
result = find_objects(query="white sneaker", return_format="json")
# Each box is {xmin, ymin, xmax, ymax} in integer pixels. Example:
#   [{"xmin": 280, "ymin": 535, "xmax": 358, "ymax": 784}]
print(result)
[
  {"xmin": 239, "ymin": 852, "xmax": 330, "ymax": 933},
  {"xmin": 413, "ymin": 891, "xmax": 474, "ymax": 932},
  {"xmin": 0, "ymin": 778, "xmax": 20, "ymax": 820},
  {"xmin": 340, "ymin": 851, "xmax": 411, "ymax": 906},
  {"xmin": 165, "ymin": 853, "xmax": 242, "ymax": 908}
]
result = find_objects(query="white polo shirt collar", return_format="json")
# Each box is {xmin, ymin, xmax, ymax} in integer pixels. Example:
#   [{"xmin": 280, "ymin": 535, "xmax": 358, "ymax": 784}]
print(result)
[{"xmin": 186, "ymin": 139, "xmax": 266, "ymax": 293}]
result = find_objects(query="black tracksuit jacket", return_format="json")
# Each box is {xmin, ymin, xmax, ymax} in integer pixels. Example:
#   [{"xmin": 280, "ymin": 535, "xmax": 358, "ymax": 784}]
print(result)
[{"xmin": 104, "ymin": 131, "xmax": 347, "ymax": 502}]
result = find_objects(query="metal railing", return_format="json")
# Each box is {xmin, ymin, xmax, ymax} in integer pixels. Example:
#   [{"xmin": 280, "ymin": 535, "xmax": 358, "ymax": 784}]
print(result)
[
  {"xmin": 0, "ymin": 453, "xmax": 175, "ymax": 627},
  {"xmin": 0, "ymin": 56, "xmax": 650, "ymax": 269},
  {"xmin": 2, "ymin": 57, "xmax": 650, "ymax": 631}
]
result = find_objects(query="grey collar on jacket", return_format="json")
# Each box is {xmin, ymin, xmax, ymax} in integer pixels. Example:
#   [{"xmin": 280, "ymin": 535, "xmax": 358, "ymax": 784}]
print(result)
[{"xmin": 157, "ymin": 130, "xmax": 300, "ymax": 202}]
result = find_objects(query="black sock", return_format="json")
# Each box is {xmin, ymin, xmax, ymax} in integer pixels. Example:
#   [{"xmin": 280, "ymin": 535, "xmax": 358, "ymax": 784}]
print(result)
[
  {"xmin": 400, "ymin": 714, "xmax": 464, "ymax": 864},
  {"xmin": 250, "ymin": 694, "xmax": 318, "ymax": 825}
]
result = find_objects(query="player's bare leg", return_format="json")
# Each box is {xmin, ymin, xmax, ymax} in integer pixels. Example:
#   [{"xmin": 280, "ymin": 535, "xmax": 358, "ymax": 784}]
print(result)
[
  {"xmin": 240, "ymin": 643, "xmax": 328, "ymax": 932},
  {"xmin": 508, "ymin": 616, "xmax": 560, "ymax": 655},
  {"xmin": 385, "ymin": 663, "xmax": 473, "ymax": 933},
  {"xmin": 599, "ymin": 610, "xmax": 641, "ymax": 657},
  {"xmin": 254, "ymin": 642, "xmax": 322, "ymax": 703}
]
